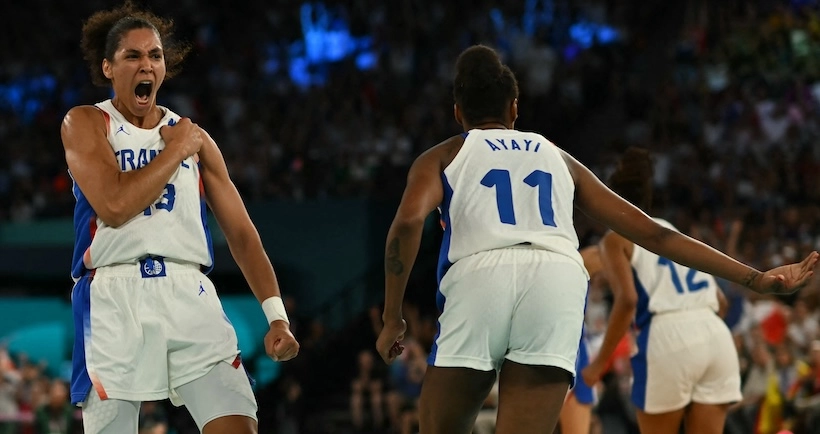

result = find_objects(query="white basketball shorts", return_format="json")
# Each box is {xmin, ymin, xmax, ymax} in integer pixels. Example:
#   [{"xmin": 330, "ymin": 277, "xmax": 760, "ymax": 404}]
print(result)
[
  {"xmin": 429, "ymin": 247, "xmax": 589, "ymax": 379},
  {"xmin": 631, "ymin": 308, "xmax": 742, "ymax": 413},
  {"xmin": 70, "ymin": 257, "xmax": 243, "ymax": 406}
]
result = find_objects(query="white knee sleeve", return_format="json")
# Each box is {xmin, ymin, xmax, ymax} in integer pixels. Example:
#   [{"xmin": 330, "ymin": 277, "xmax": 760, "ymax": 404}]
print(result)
[
  {"xmin": 82, "ymin": 393, "xmax": 140, "ymax": 434},
  {"xmin": 174, "ymin": 360, "xmax": 258, "ymax": 431}
]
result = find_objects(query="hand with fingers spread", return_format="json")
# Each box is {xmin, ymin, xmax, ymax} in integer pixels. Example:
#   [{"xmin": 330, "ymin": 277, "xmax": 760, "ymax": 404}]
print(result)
[
  {"xmin": 750, "ymin": 251, "xmax": 819, "ymax": 295},
  {"xmin": 264, "ymin": 321, "xmax": 300, "ymax": 362},
  {"xmin": 376, "ymin": 318, "xmax": 407, "ymax": 364}
]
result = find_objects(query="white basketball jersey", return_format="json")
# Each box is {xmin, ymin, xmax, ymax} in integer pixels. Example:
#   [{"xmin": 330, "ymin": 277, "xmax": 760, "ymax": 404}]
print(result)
[
  {"xmin": 437, "ymin": 129, "xmax": 586, "ymax": 282},
  {"xmin": 70, "ymin": 100, "xmax": 213, "ymax": 280},
  {"xmin": 631, "ymin": 218, "xmax": 719, "ymax": 329}
]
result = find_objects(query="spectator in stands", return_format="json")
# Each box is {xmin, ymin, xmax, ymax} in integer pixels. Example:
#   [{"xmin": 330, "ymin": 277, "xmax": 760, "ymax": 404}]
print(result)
[
  {"xmin": 33, "ymin": 380, "xmax": 79, "ymax": 434},
  {"xmin": 0, "ymin": 353, "xmax": 20, "ymax": 434},
  {"xmin": 386, "ymin": 340, "xmax": 426, "ymax": 434},
  {"xmin": 349, "ymin": 350, "xmax": 385, "ymax": 432}
]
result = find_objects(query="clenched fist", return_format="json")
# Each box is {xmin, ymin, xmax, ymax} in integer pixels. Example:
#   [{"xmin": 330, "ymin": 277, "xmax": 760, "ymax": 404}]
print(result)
[{"xmin": 264, "ymin": 320, "xmax": 299, "ymax": 362}]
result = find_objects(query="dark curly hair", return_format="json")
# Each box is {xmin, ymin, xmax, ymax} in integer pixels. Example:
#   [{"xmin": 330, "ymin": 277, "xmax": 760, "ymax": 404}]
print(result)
[
  {"xmin": 453, "ymin": 45, "xmax": 519, "ymax": 126},
  {"xmin": 608, "ymin": 147, "xmax": 654, "ymax": 212},
  {"xmin": 80, "ymin": 0, "xmax": 190, "ymax": 87}
]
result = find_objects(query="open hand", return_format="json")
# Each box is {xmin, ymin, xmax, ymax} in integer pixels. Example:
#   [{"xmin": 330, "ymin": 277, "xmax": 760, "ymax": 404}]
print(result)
[{"xmin": 754, "ymin": 251, "xmax": 819, "ymax": 295}]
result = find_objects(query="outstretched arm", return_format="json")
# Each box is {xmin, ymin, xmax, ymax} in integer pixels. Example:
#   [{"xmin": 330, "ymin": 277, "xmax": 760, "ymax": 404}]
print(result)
[
  {"xmin": 561, "ymin": 150, "xmax": 818, "ymax": 294},
  {"xmin": 377, "ymin": 147, "xmax": 444, "ymax": 363}
]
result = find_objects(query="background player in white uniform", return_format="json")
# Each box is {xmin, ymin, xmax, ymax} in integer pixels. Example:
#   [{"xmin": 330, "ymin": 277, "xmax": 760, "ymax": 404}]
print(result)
[
  {"xmin": 374, "ymin": 44, "xmax": 818, "ymax": 434},
  {"xmin": 61, "ymin": 3, "xmax": 299, "ymax": 433},
  {"xmin": 582, "ymin": 147, "xmax": 739, "ymax": 434}
]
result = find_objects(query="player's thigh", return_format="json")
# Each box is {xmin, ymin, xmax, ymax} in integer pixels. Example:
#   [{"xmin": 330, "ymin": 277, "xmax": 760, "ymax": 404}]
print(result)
[
  {"xmin": 691, "ymin": 319, "xmax": 742, "ymax": 407},
  {"xmin": 633, "ymin": 313, "xmax": 711, "ymax": 414},
  {"xmin": 74, "ymin": 273, "xmax": 170, "ymax": 403},
  {"xmin": 164, "ymin": 273, "xmax": 242, "ymax": 388},
  {"xmin": 431, "ymin": 253, "xmax": 518, "ymax": 371},
  {"xmin": 506, "ymin": 252, "xmax": 587, "ymax": 375},
  {"xmin": 174, "ymin": 360, "xmax": 258, "ymax": 433},
  {"xmin": 636, "ymin": 408, "xmax": 686, "ymax": 434},
  {"xmin": 418, "ymin": 365, "xmax": 497, "ymax": 434},
  {"xmin": 495, "ymin": 361, "xmax": 570, "ymax": 434},
  {"xmin": 684, "ymin": 402, "xmax": 730, "ymax": 434}
]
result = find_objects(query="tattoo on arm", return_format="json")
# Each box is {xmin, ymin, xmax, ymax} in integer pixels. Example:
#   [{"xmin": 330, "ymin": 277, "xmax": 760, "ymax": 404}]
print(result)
[
  {"xmin": 386, "ymin": 237, "xmax": 404, "ymax": 275},
  {"xmin": 741, "ymin": 269, "xmax": 760, "ymax": 290}
]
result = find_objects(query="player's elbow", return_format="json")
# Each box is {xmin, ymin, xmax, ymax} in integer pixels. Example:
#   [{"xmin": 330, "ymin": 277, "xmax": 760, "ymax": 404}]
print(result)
[
  {"xmin": 225, "ymin": 224, "xmax": 262, "ymax": 258},
  {"xmin": 616, "ymin": 289, "xmax": 639, "ymax": 312},
  {"xmin": 391, "ymin": 211, "xmax": 427, "ymax": 232},
  {"xmin": 97, "ymin": 199, "xmax": 133, "ymax": 228}
]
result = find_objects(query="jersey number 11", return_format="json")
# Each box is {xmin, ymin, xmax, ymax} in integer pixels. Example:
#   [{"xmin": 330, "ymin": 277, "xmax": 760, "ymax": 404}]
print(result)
[{"xmin": 481, "ymin": 169, "xmax": 556, "ymax": 226}]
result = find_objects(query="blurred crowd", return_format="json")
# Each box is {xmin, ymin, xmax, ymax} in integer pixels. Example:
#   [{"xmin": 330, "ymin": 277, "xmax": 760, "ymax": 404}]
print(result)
[
  {"xmin": 0, "ymin": 0, "xmax": 624, "ymax": 221},
  {"xmin": 5, "ymin": 0, "xmax": 820, "ymax": 433},
  {"xmin": 0, "ymin": 346, "xmax": 168, "ymax": 434},
  {"xmin": 0, "ymin": 348, "xmax": 81, "ymax": 434}
]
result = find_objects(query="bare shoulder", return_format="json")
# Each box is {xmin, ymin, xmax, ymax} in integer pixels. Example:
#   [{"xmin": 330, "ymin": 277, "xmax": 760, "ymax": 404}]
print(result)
[
  {"xmin": 197, "ymin": 126, "xmax": 219, "ymax": 151},
  {"xmin": 555, "ymin": 146, "xmax": 583, "ymax": 179},
  {"xmin": 195, "ymin": 126, "xmax": 228, "ymax": 174},
  {"xmin": 61, "ymin": 105, "xmax": 109, "ymax": 153},
  {"xmin": 61, "ymin": 105, "xmax": 106, "ymax": 133},
  {"xmin": 198, "ymin": 126, "xmax": 216, "ymax": 142},
  {"xmin": 422, "ymin": 134, "xmax": 466, "ymax": 170}
]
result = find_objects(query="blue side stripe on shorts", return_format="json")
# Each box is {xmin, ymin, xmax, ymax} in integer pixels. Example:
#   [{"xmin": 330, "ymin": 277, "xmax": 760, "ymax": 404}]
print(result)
[
  {"xmin": 631, "ymin": 271, "xmax": 652, "ymax": 410},
  {"xmin": 427, "ymin": 289, "xmax": 447, "ymax": 365},
  {"xmin": 70, "ymin": 276, "xmax": 93, "ymax": 405},
  {"xmin": 436, "ymin": 174, "xmax": 455, "ymax": 285},
  {"xmin": 573, "ymin": 337, "xmax": 595, "ymax": 405},
  {"xmin": 430, "ymin": 173, "xmax": 454, "ymax": 366}
]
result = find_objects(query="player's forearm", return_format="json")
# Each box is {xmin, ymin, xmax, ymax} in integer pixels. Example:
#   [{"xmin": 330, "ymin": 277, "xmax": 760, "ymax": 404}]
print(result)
[
  {"xmin": 106, "ymin": 148, "xmax": 187, "ymax": 226},
  {"xmin": 594, "ymin": 298, "xmax": 635, "ymax": 367},
  {"xmin": 636, "ymin": 228, "xmax": 761, "ymax": 291},
  {"xmin": 227, "ymin": 227, "xmax": 282, "ymax": 303},
  {"xmin": 383, "ymin": 220, "xmax": 424, "ymax": 322}
]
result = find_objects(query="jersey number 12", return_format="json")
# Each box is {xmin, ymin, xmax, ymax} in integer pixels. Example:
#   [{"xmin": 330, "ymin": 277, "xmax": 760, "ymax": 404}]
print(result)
[
  {"xmin": 657, "ymin": 257, "xmax": 709, "ymax": 294},
  {"xmin": 480, "ymin": 169, "xmax": 556, "ymax": 226}
]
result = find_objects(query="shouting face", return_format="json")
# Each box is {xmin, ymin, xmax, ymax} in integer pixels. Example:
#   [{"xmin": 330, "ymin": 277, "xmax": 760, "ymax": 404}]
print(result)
[{"xmin": 103, "ymin": 27, "xmax": 166, "ymax": 127}]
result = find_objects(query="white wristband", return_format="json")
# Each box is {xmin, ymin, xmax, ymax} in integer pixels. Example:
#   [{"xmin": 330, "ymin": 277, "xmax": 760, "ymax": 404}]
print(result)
[{"xmin": 262, "ymin": 296, "xmax": 289, "ymax": 325}]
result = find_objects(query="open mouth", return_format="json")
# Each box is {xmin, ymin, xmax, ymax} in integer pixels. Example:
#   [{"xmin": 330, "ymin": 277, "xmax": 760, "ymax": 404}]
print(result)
[{"xmin": 135, "ymin": 81, "xmax": 153, "ymax": 105}]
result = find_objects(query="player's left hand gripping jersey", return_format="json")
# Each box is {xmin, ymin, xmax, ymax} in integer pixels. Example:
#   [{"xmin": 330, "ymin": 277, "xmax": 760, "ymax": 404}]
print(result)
[
  {"xmin": 437, "ymin": 129, "xmax": 587, "ymax": 282},
  {"xmin": 70, "ymin": 100, "xmax": 213, "ymax": 280}
]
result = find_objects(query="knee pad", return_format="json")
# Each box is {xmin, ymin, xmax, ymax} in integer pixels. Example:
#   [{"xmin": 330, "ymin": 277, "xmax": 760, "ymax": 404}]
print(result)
[{"xmin": 82, "ymin": 393, "xmax": 140, "ymax": 434}]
